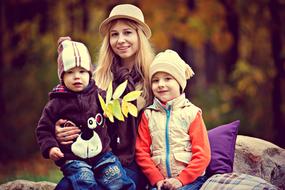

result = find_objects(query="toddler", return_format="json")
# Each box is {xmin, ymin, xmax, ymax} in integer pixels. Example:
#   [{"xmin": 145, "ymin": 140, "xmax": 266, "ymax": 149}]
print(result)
[{"xmin": 36, "ymin": 39, "xmax": 135, "ymax": 190}]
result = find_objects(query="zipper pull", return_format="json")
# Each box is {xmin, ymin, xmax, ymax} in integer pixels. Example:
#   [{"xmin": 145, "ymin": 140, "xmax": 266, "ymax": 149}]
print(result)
[{"xmin": 117, "ymin": 137, "xmax": 120, "ymax": 144}]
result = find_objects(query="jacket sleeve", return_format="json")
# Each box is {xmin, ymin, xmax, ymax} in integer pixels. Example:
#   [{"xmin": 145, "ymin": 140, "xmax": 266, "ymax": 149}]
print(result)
[
  {"xmin": 35, "ymin": 100, "xmax": 60, "ymax": 159},
  {"xmin": 135, "ymin": 112, "xmax": 164, "ymax": 186},
  {"xmin": 176, "ymin": 111, "xmax": 211, "ymax": 185}
]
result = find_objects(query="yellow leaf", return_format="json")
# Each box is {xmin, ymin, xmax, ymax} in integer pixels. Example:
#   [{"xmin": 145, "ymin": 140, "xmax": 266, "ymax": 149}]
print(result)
[
  {"xmin": 123, "ymin": 91, "xmax": 142, "ymax": 102},
  {"xmin": 112, "ymin": 99, "xmax": 124, "ymax": 121},
  {"xmin": 106, "ymin": 103, "xmax": 114, "ymax": 122},
  {"xmin": 98, "ymin": 94, "xmax": 106, "ymax": 112},
  {"xmin": 122, "ymin": 100, "xmax": 129, "ymax": 117},
  {"xmin": 106, "ymin": 81, "xmax": 113, "ymax": 104},
  {"xmin": 127, "ymin": 102, "xmax": 138, "ymax": 117},
  {"xmin": 113, "ymin": 80, "xmax": 128, "ymax": 99},
  {"xmin": 107, "ymin": 113, "xmax": 114, "ymax": 123}
]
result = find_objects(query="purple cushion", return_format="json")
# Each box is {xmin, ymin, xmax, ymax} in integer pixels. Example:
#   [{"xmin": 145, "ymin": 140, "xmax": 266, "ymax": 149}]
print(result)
[{"xmin": 206, "ymin": 120, "xmax": 240, "ymax": 176}]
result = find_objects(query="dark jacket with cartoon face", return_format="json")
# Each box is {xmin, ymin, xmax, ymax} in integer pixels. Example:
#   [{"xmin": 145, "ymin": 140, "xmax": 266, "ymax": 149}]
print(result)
[{"xmin": 36, "ymin": 80, "xmax": 111, "ymax": 166}]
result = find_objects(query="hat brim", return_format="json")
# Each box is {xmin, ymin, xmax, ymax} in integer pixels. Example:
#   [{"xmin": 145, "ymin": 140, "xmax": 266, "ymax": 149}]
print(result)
[{"xmin": 99, "ymin": 15, "xmax": 152, "ymax": 39}]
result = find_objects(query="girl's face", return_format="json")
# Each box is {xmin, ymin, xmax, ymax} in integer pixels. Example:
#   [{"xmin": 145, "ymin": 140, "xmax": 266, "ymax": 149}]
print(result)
[
  {"xmin": 63, "ymin": 67, "xmax": 90, "ymax": 92},
  {"xmin": 151, "ymin": 72, "xmax": 181, "ymax": 103},
  {"xmin": 109, "ymin": 20, "xmax": 139, "ymax": 66}
]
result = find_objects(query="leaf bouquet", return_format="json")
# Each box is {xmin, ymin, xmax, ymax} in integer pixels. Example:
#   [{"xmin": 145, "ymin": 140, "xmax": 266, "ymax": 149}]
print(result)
[{"xmin": 98, "ymin": 80, "xmax": 142, "ymax": 122}]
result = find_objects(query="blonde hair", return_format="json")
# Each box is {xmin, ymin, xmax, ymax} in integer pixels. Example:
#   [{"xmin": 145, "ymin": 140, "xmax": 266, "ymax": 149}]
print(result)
[{"xmin": 94, "ymin": 19, "xmax": 155, "ymax": 107}]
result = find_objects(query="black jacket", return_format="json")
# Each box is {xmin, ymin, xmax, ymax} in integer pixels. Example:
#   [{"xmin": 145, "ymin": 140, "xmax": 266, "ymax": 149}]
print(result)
[{"xmin": 36, "ymin": 80, "xmax": 111, "ymax": 166}]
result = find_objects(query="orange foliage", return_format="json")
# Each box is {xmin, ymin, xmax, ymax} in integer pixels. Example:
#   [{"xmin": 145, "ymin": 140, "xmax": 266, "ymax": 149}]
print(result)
[
  {"xmin": 141, "ymin": 0, "xmax": 231, "ymax": 51},
  {"xmin": 211, "ymin": 31, "xmax": 233, "ymax": 53}
]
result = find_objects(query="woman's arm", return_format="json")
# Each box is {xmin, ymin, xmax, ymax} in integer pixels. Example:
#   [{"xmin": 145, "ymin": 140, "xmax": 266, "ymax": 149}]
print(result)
[{"xmin": 55, "ymin": 119, "xmax": 81, "ymax": 145}]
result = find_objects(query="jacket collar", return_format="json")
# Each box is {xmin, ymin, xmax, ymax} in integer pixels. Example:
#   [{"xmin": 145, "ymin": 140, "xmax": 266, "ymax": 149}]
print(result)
[
  {"xmin": 49, "ymin": 80, "xmax": 96, "ymax": 99},
  {"xmin": 148, "ymin": 93, "xmax": 191, "ymax": 111}
]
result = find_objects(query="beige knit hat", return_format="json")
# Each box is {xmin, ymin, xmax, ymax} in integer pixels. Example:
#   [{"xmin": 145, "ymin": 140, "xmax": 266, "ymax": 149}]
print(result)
[
  {"xmin": 150, "ymin": 49, "xmax": 194, "ymax": 91},
  {"xmin": 99, "ymin": 4, "xmax": 151, "ymax": 39},
  {"xmin": 57, "ymin": 39, "xmax": 93, "ymax": 80}
]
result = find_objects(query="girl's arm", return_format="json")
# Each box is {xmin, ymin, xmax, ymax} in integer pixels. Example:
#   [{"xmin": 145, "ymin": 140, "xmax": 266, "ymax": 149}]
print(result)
[
  {"xmin": 176, "ymin": 111, "xmax": 211, "ymax": 185},
  {"xmin": 135, "ymin": 112, "xmax": 165, "ymax": 186}
]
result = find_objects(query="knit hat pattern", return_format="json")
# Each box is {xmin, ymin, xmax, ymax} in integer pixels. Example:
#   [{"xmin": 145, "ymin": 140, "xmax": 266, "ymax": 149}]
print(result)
[
  {"xmin": 150, "ymin": 49, "xmax": 194, "ymax": 91},
  {"xmin": 57, "ymin": 39, "xmax": 93, "ymax": 80}
]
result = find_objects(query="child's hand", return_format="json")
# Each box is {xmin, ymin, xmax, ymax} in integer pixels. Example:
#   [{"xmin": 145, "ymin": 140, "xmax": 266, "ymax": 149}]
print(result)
[
  {"xmin": 49, "ymin": 147, "xmax": 64, "ymax": 161},
  {"xmin": 156, "ymin": 180, "xmax": 165, "ymax": 190},
  {"xmin": 162, "ymin": 178, "xmax": 182, "ymax": 190}
]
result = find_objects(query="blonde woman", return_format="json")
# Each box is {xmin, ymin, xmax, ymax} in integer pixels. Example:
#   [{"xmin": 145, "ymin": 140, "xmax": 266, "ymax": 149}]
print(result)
[{"xmin": 54, "ymin": 4, "xmax": 155, "ymax": 190}]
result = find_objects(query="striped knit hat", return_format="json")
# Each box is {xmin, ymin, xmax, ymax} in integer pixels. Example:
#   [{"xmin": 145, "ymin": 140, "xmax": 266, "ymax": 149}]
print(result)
[{"xmin": 57, "ymin": 38, "xmax": 93, "ymax": 82}]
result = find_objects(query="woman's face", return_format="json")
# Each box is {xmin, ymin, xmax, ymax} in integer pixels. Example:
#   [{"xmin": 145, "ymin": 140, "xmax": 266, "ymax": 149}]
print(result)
[{"xmin": 109, "ymin": 20, "xmax": 139, "ymax": 65}]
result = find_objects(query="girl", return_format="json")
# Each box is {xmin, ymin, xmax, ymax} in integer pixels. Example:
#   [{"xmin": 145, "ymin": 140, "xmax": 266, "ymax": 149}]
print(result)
[{"xmin": 136, "ymin": 50, "xmax": 211, "ymax": 190}]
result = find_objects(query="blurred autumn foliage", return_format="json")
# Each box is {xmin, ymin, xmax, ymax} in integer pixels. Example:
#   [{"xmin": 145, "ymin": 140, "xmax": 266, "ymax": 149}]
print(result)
[{"xmin": 0, "ymin": 0, "xmax": 285, "ymax": 181}]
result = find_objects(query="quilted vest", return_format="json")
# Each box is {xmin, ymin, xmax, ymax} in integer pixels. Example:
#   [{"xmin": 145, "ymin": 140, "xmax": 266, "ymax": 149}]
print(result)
[{"xmin": 144, "ymin": 94, "xmax": 201, "ymax": 178}]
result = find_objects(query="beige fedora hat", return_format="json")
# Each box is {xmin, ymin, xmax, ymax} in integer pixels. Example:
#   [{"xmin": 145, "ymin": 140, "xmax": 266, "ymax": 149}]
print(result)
[{"xmin": 99, "ymin": 4, "xmax": 151, "ymax": 39}]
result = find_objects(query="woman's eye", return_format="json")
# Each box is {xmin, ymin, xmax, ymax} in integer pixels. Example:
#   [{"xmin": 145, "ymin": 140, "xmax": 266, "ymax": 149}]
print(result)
[
  {"xmin": 124, "ymin": 31, "xmax": 132, "ymax": 35},
  {"xmin": 152, "ymin": 79, "xmax": 158, "ymax": 83},
  {"xmin": 110, "ymin": 32, "xmax": 118, "ymax": 37}
]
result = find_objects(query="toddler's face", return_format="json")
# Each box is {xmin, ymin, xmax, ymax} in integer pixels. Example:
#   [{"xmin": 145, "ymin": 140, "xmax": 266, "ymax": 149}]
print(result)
[
  {"xmin": 63, "ymin": 67, "xmax": 90, "ymax": 92},
  {"xmin": 151, "ymin": 72, "xmax": 181, "ymax": 103}
]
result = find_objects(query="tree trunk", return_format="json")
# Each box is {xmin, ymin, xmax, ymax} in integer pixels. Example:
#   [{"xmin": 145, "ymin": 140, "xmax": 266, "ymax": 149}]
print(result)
[
  {"xmin": 82, "ymin": 0, "xmax": 88, "ymax": 32},
  {"xmin": 171, "ymin": 38, "xmax": 195, "ymax": 99},
  {"xmin": 0, "ymin": 0, "xmax": 5, "ymax": 116},
  {"xmin": 219, "ymin": 0, "xmax": 239, "ymax": 80},
  {"xmin": 205, "ymin": 42, "xmax": 221, "ymax": 84},
  {"xmin": 269, "ymin": 0, "xmax": 285, "ymax": 147}
]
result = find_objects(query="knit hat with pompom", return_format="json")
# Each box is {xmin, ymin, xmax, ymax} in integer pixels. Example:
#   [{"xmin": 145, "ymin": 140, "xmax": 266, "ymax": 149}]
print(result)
[
  {"xmin": 150, "ymin": 49, "xmax": 194, "ymax": 91},
  {"xmin": 57, "ymin": 37, "xmax": 93, "ymax": 82}
]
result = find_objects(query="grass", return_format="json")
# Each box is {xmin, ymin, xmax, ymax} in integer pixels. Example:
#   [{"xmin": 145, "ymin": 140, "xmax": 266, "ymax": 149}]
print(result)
[
  {"xmin": 0, "ymin": 169, "xmax": 62, "ymax": 184},
  {"xmin": 0, "ymin": 153, "xmax": 63, "ymax": 185}
]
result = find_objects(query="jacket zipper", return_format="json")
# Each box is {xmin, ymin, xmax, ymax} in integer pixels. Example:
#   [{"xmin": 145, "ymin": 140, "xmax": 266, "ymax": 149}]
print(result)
[{"xmin": 165, "ymin": 107, "xmax": 171, "ymax": 177}]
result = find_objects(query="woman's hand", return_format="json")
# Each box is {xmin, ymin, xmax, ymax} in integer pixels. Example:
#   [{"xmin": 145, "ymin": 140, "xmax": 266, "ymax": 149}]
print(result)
[{"xmin": 55, "ymin": 119, "xmax": 81, "ymax": 145}]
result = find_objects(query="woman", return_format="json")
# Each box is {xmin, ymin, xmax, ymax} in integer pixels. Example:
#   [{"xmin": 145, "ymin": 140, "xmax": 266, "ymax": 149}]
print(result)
[{"xmin": 54, "ymin": 4, "xmax": 155, "ymax": 189}]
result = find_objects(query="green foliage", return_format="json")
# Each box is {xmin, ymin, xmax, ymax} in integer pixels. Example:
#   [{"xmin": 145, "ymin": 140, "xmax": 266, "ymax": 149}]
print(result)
[
  {"xmin": 0, "ymin": 154, "xmax": 63, "ymax": 184},
  {"xmin": 0, "ymin": 168, "xmax": 62, "ymax": 184},
  {"xmin": 0, "ymin": 15, "xmax": 58, "ymax": 161},
  {"xmin": 191, "ymin": 83, "xmax": 243, "ymax": 130}
]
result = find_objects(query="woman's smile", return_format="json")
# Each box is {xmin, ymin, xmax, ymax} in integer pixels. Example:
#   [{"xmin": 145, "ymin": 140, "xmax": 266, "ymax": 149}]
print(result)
[{"xmin": 109, "ymin": 20, "xmax": 139, "ymax": 63}]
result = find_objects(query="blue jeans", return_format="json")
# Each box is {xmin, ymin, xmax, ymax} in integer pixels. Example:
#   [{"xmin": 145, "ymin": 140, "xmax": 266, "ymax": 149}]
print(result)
[
  {"xmin": 55, "ymin": 152, "xmax": 135, "ymax": 190},
  {"xmin": 124, "ymin": 160, "xmax": 148, "ymax": 190},
  {"xmin": 149, "ymin": 175, "xmax": 208, "ymax": 190},
  {"xmin": 55, "ymin": 159, "xmax": 146, "ymax": 190}
]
